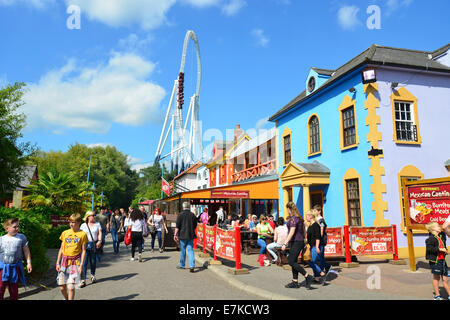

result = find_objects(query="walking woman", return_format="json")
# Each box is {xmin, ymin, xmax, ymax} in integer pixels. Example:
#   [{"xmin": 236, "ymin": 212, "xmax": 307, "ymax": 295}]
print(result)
[
  {"xmin": 148, "ymin": 208, "xmax": 169, "ymax": 253},
  {"xmin": 109, "ymin": 208, "xmax": 123, "ymax": 254},
  {"xmin": 305, "ymin": 210, "xmax": 331, "ymax": 285},
  {"xmin": 281, "ymin": 202, "xmax": 314, "ymax": 289},
  {"xmin": 129, "ymin": 208, "xmax": 145, "ymax": 262},
  {"xmin": 256, "ymin": 215, "xmax": 274, "ymax": 266},
  {"xmin": 80, "ymin": 211, "xmax": 102, "ymax": 287}
]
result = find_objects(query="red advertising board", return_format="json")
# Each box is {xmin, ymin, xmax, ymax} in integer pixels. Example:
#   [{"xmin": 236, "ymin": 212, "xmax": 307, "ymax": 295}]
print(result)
[
  {"xmin": 205, "ymin": 225, "xmax": 215, "ymax": 251},
  {"xmin": 196, "ymin": 223, "xmax": 204, "ymax": 248},
  {"xmin": 51, "ymin": 215, "xmax": 70, "ymax": 227},
  {"xmin": 324, "ymin": 227, "xmax": 344, "ymax": 257},
  {"xmin": 350, "ymin": 226, "xmax": 394, "ymax": 255},
  {"xmin": 210, "ymin": 190, "xmax": 249, "ymax": 198},
  {"xmin": 407, "ymin": 182, "xmax": 450, "ymax": 225},
  {"xmin": 214, "ymin": 227, "xmax": 238, "ymax": 261}
]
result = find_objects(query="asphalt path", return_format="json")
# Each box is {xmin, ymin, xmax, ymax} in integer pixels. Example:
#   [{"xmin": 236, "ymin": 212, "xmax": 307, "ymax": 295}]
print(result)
[{"xmin": 22, "ymin": 236, "xmax": 261, "ymax": 301}]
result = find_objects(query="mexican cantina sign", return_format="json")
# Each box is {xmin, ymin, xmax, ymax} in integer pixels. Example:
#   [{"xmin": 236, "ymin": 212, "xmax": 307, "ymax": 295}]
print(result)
[{"xmin": 408, "ymin": 183, "xmax": 450, "ymax": 225}]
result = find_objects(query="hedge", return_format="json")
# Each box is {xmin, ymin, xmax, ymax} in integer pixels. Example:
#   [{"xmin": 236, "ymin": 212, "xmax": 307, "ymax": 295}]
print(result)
[{"xmin": 0, "ymin": 206, "xmax": 72, "ymax": 279}]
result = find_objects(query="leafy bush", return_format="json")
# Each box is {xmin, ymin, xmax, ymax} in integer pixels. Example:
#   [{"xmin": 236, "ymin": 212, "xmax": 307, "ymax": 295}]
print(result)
[
  {"xmin": 45, "ymin": 225, "xmax": 70, "ymax": 249},
  {"xmin": 0, "ymin": 207, "xmax": 50, "ymax": 278}
]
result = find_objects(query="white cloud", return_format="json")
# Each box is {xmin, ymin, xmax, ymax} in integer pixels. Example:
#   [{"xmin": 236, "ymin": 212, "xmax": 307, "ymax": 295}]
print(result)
[
  {"xmin": 385, "ymin": 0, "xmax": 413, "ymax": 15},
  {"xmin": 118, "ymin": 33, "xmax": 154, "ymax": 52},
  {"xmin": 65, "ymin": 0, "xmax": 176, "ymax": 30},
  {"xmin": 337, "ymin": 5, "xmax": 362, "ymax": 30},
  {"xmin": 222, "ymin": 0, "xmax": 246, "ymax": 16},
  {"xmin": 251, "ymin": 28, "xmax": 270, "ymax": 47},
  {"xmin": 22, "ymin": 52, "xmax": 166, "ymax": 134},
  {"xmin": 87, "ymin": 143, "xmax": 112, "ymax": 148}
]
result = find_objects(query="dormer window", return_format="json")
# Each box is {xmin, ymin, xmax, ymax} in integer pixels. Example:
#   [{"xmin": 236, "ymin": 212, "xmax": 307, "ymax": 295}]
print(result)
[{"xmin": 307, "ymin": 76, "xmax": 316, "ymax": 93}]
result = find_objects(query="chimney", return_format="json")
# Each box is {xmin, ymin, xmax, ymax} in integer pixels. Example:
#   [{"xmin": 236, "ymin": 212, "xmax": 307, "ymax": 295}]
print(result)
[{"xmin": 234, "ymin": 124, "xmax": 243, "ymax": 141}]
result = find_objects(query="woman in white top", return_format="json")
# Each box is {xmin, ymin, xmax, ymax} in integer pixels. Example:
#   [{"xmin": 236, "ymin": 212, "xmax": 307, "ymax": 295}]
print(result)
[
  {"xmin": 80, "ymin": 211, "xmax": 102, "ymax": 287},
  {"xmin": 129, "ymin": 208, "xmax": 145, "ymax": 262},
  {"xmin": 266, "ymin": 217, "xmax": 289, "ymax": 263},
  {"xmin": 148, "ymin": 208, "xmax": 169, "ymax": 253}
]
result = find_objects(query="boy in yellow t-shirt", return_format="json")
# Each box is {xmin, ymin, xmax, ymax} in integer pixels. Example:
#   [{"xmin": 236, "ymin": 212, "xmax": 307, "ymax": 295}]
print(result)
[{"xmin": 56, "ymin": 213, "xmax": 87, "ymax": 300}]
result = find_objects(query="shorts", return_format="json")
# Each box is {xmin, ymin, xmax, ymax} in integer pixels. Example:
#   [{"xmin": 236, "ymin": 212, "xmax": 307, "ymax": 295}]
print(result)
[
  {"xmin": 57, "ymin": 260, "xmax": 82, "ymax": 287},
  {"xmin": 429, "ymin": 260, "xmax": 449, "ymax": 277}
]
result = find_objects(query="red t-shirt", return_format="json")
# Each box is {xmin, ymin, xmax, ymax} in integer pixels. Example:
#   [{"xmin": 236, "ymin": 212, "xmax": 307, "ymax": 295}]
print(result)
[{"xmin": 437, "ymin": 235, "xmax": 446, "ymax": 261}]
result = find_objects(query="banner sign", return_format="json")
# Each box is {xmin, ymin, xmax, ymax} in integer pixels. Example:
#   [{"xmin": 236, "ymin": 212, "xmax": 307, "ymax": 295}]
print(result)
[
  {"xmin": 162, "ymin": 178, "xmax": 170, "ymax": 196},
  {"xmin": 214, "ymin": 227, "xmax": 238, "ymax": 261},
  {"xmin": 51, "ymin": 215, "xmax": 70, "ymax": 227},
  {"xmin": 324, "ymin": 227, "xmax": 344, "ymax": 257},
  {"xmin": 407, "ymin": 183, "xmax": 450, "ymax": 225},
  {"xmin": 196, "ymin": 223, "xmax": 204, "ymax": 247},
  {"xmin": 350, "ymin": 226, "xmax": 394, "ymax": 255},
  {"xmin": 210, "ymin": 190, "xmax": 250, "ymax": 198},
  {"xmin": 205, "ymin": 225, "xmax": 215, "ymax": 251}
]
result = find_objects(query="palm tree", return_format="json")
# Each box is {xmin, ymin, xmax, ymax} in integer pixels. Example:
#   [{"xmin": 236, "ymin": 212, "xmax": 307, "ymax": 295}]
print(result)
[{"xmin": 22, "ymin": 171, "xmax": 89, "ymax": 213}]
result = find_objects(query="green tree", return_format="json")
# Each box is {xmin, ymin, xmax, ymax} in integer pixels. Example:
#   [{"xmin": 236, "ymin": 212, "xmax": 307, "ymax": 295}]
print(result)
[
  {"xmin": 22, "ymin": 171, "xmax": 89, "ymax": 213},
  {"xmin": 0, "ymin": 82, "xmax": 35, "ymax": 197},
  {"xmin": 28, "ymin": 143, "xmax": 139, "ymax": 210}
]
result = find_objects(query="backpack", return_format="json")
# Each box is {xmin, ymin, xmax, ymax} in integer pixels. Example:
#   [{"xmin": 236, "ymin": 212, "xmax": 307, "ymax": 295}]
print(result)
[{"xmin": 319, "ymin": 217, "xmax": 328, "ymax": 246}]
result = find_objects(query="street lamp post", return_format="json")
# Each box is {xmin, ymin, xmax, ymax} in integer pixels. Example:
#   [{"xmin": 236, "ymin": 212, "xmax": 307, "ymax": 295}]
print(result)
[{"xmin": 91, "ymin": 182, "xmax": 96, "ymax": 211}]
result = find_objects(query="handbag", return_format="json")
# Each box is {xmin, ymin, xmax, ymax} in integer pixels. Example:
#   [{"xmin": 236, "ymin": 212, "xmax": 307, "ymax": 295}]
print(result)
[
  {"xmin": 124, "ymin": 227, "xmax": 132, "ymax": 246},
  {"xmin": 143, "ymin": 220, "xmax": 150, "ymax": 238},
  {"xmin": 148, "ymin": 216, "xmax": 156, "ymax": 234},
  {"xmin": 302, "ymin": 244, "xmax": 312, "ymax": 262},
  {"xmin": 118, "ymin": 231, "xmax": 125, "ymax": 243},
  {"xmin": 86, "ymin": 223, "xmax": 101, "ymax": 254}
]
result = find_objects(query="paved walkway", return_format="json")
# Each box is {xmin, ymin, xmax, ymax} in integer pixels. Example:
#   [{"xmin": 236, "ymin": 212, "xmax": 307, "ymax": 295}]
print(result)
[
  {"xmin": 8, "ymin": 236, "xmax": 449, "ymax": 300},
  {"xmin": 195, "ymin": 249, "xmax": 450, "ymax": 300}
]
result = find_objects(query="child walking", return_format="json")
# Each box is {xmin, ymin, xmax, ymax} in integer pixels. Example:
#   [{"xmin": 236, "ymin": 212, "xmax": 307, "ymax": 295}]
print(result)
[
  {"xmin": 0, "ymin": 218, "xmax": 32, "ymax": 300},
  {"xmin": 425, "ymin": 222, "xmax": 449, "ymax": 300},
  {"xmin": 56, "ymin": 213, "xmax": 87, "ymax": 300}
]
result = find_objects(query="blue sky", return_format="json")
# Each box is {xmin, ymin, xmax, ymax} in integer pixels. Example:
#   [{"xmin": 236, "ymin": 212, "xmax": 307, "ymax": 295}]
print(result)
[{"xmin": 1, "ymin": 0, "xmax": 449, "ymax": 171}]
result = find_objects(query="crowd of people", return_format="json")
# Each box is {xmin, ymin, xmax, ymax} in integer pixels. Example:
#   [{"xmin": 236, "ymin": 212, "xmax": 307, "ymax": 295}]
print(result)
[{"xmin": 0, "ymin": 201, "xmax": 449, "ymax": 300}]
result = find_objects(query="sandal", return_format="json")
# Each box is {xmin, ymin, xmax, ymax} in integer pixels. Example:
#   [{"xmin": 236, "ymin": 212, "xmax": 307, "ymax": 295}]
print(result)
[{"xmin": 91, "ymin": 276, "xmax": 96, "ymax": 283}]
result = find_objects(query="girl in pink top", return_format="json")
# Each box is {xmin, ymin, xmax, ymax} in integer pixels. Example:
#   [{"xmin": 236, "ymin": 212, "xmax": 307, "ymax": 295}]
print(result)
[{"xmin": 200, "ymin": 208, "xmax": 210, "ymax": 225}]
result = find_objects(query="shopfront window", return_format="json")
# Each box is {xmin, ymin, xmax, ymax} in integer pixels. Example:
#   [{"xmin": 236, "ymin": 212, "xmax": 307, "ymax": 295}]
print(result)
[{"xmin": 346, "ymin": 178, "xmax": 361, "ymax": 226}]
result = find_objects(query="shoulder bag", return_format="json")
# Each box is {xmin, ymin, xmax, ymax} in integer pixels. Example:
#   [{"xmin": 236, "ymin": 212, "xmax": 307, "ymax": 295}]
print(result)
[{"xmin": 86, "ymin": 223, "xmax": 101, "ymax": 254}]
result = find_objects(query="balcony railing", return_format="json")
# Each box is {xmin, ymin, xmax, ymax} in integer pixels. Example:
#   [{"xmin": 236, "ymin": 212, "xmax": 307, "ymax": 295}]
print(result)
[{"xmin": 231, "ymin": 159, "xmax": 276, "ymax": 183}]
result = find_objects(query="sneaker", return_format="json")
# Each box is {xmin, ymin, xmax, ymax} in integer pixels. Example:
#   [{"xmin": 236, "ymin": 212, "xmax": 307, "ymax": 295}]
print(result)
[
  {"xmin": 138, "ymin": 254, "xmax": 142, "ymax": 262},
  {"xmin": 271, "ymin": 259, "xmax": 277, "ymax": 264},
  {"xmin": 176, "ymin": 265, "xmax": 185, "ymax": 270},
  {"xmin": 190, "ymin": 268, "xmax": 195, "ymax": 273},
  {"xmin": 130, "ymin": 258, "xmax": 135, "ymax": 261},
  {"xmin": 79, "ymin": 280, "xmax": 86, "ymax": 288},
  {"xmin": 150, "ymin": 249, "xmax": 154, "ymax": 253},
  {"xmin": 433, "ymin": 295, "xmax": 444, "ymax": 300},
  {"xmin": 90, "ymin": 276, "xmax": 96, "ymax": 284},
  {"xmin": 285, "ymin": 281, "xmax": 301, "ymax": 289},
  {"xmin": 159, "ymin": 248, "xmax": 163, "ymax": 253},
  {"xmin": 305, "ymin": 275, "xmax": 314, "ymax": 290}
]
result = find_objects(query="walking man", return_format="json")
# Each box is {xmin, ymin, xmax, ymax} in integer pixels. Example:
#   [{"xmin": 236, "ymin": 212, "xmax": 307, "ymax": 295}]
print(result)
[
  {"xmin": 174, "ymin": 202, "xmax": 197, "ymax": 273},
  {"xmin": 95, "ymin": 207, "xmax": 109, "ymax": 257}
]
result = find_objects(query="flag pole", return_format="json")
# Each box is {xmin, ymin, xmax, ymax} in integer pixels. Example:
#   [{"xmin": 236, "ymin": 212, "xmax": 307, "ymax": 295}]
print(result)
[{"xmin": 161, "ymin": 163, "xmax": 163, "ymax": 200}]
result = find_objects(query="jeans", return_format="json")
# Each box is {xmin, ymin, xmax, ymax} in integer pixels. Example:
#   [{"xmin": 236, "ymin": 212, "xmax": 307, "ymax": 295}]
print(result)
[
  {"xmin": 257, "ymin": 238, "xmax": 267, "ymax": 255},
  {"xmin": 131, "ymin": 232, "xmax": 143, "ymax": 258},
  {"xmin": 308, "ymin": 245, "xmax": 330, "ymax": 277},
  {"xmin": 179, "ymin": 239, "xmax": 195, "ymax": 269},
  {"xmin": 288, "ymin": 241, "xmax": 307, "ymax": 280},
  {"xmin": 82, "ymin": 249, "xmax": 97, "ymax": 280},
  {"xmin": 267, "ymin": 242, "xmax": 282, "ymax": 260},
  {"xmin": 151, "ymin": 231, "xmax": 162, "ymax": 250},
  {"xmin": 111, "ymin": 229, "xmax": 119, "ymax": 253}
]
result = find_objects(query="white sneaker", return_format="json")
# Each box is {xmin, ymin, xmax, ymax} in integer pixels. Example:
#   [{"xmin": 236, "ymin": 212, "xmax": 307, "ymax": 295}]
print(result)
[{"xmin": 130, "ymin": 258, "xmax": 135, "ymax": 261}]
